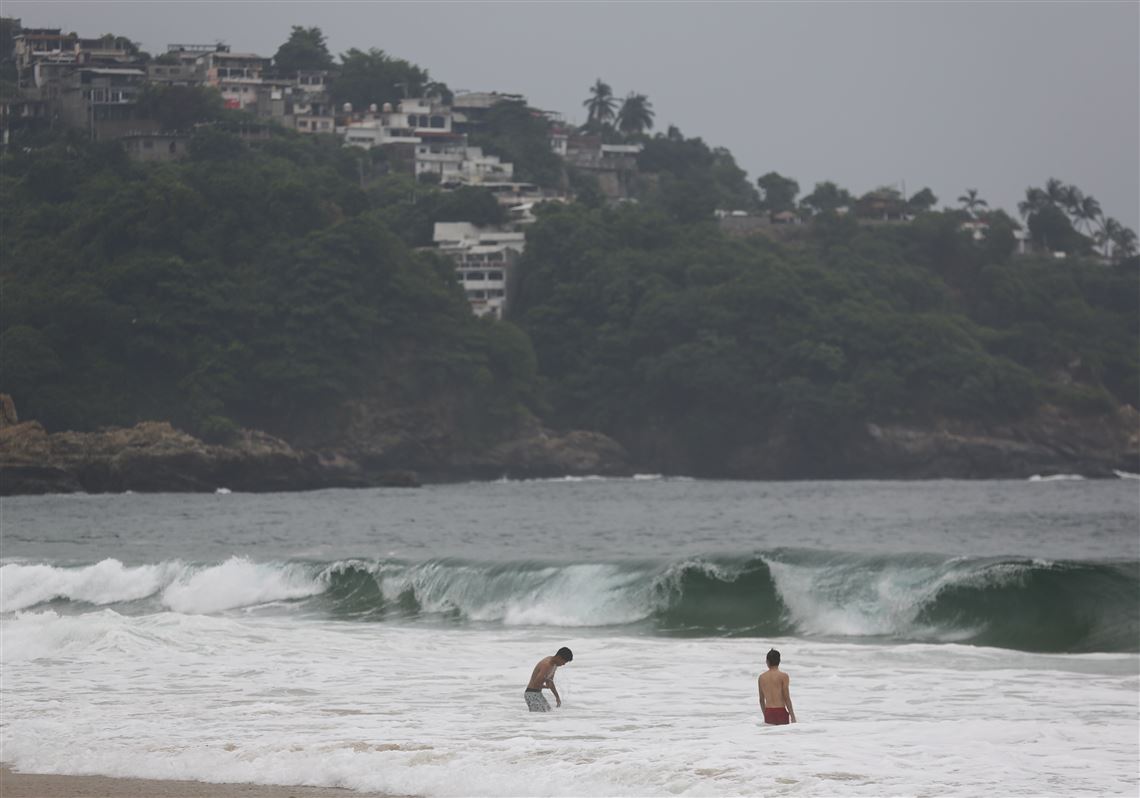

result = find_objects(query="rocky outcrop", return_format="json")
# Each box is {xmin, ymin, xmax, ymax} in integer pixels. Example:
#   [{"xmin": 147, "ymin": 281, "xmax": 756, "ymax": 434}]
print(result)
[
  {"xmin": 0, "ymin": 419, "xmax": 339, "ymax": 495},
  {"xmin": 3, "ymin": 388, "xmax": 1130, "ymax": 494},
  {"xmin": 849, "ymin": 404, "xmax": 1140, "ymax": 479},
  {"xmin": 636, "ymin": 405, "xmax": 1139, "ymax": 480},
  {"xmin": 0, "ymin": 395, "xmax": 633, "ymax": 495}
]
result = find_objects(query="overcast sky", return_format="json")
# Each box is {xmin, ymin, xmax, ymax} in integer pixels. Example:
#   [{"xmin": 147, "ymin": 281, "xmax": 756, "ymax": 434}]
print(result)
[{"xmin": 11, "ymin": 1, "xmax": 1139, "ymax": 228}]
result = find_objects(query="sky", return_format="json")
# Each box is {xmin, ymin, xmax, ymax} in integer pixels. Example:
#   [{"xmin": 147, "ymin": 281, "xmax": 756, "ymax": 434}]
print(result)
[{"xmin": 9, "ymin": 1, "xmax": 1139, "ymax": 228}]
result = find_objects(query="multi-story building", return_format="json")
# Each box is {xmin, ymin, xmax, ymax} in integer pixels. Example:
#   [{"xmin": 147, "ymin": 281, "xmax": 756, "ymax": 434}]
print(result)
[
  {"xmin": 147, "ymin": 44, "xmax": 216, "ymax": 86},
  {"xmin": 57, "ymin": 65, "xmax": 148, "ymax": 135},
  {"xmin": 198, "ymin": 49, "xmax": 270, "ymax": 110},
  {"xmin": 433, "ymin": 222, "xmax": 526, "ymax": 319}
]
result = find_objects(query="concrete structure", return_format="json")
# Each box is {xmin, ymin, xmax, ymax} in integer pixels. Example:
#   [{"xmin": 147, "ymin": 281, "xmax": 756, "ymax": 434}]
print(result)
[
  {"xmin": 198, "ymin": 50, "xmax": 270, "ymax": 110},
  {"xmin": 58, "ymin": 66, "xmax": 148, "ymax": 138},
  {"xmin": 121, "ymin": 130, "xmax": 190, "ymax": 162},
  {"xmin": 433, "ymin": 222, "xmax": 526, "ymax": 319},
  {"xmin": 450, "ymin": 90, "xmax": 522, "ymax": 133},
  {"xmin": 565, "ymin": 135, "xmax": 641, "ymax": 198}
]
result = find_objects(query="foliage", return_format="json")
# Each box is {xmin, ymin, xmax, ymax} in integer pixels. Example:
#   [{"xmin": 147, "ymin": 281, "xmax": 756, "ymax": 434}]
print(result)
[
  {"xmin": 756, "ymin": 171, "xmax": 799, "ymax": 214},
  {"xmin": 582, "ymin": 79, "xmax": 617, "ymax": 128},
  {"xmin": 616, "ymin": 93, "xmax": 655, "ymax": 134},
  {"xmin": 273, "ymin": 26, "xmax": 335, "ymax": 76},
  {"xmin": 330, "ymin": 47, "xmax": 445, "ymax": 111},
  {"xmin": 636, "ymin": 134, "xmax": 758, "ymax": 221},
  {"xmin": 467, "ymin": 99, "xmax": 563, "ymax": 187},
  {"xmin": 509, "ymin": 198, "xmax": 1137, "ymax": 473},
  {"xmin": 800, "ymin": 181, "xmax": 854, "ymax": 215},
  {"xmin": 0, "ymin": 130, "xmax": 537, "ymax": 443},
  {"xmin": 136, "ymin": 84, "xmax": 225, "ymax": 131}
]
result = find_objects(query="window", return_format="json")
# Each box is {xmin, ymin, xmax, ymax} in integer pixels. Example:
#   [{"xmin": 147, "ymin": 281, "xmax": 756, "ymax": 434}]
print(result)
[
  {"xmin": 487, "ymin": 271, "xmax": 503, "ymax": 281},
  {"xmin": 467, "ymin": 272, "xmax": 485, "ymax": 281},
  {"xmin": 430, "ymin": 115, "xmax": 445, "ymax": 128},
  {"xmin": 142, "ymin": 139, "xmax": 153, "ymax": 149}
]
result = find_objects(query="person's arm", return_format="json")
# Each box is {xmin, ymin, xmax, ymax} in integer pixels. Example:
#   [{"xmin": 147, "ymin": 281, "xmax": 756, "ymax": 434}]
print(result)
[
  {"xmin": 758, "ymin": 676, "xmax": 767, "ymax": 711},
  {"xmin": 783, "ymin": 674, "xmax": 796, "ymax": 723},
  {"xmin": 545, "ymin": 676, "xmax": 561, "ymax": 707}
]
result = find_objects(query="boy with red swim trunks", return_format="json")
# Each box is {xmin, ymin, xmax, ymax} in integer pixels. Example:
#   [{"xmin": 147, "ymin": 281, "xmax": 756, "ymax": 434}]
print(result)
[{"xmin": 758, "ymin": 648, "xmax": 796, "ymax": 725}]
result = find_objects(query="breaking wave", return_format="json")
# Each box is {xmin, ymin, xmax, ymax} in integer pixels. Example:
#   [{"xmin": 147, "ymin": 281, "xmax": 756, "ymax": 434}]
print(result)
[{"xmin": 3, "ymin": 552, "xmax": 1136, "ymax": 653}]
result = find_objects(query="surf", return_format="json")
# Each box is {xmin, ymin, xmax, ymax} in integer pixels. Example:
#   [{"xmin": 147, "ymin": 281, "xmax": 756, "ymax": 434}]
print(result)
[{"xmin": 4, "ymin": 551, "xmax": 1136, "ymax": 653}]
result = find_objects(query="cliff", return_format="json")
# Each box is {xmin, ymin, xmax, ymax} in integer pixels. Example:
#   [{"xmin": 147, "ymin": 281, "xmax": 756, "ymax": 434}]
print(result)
[
  {"xmin": 0, "ymin": 396, "xmax": 632, "ymax": 495},
  {"xmin": 1, "ymin": 394, "xmax": 1134, "ymax": 496}
]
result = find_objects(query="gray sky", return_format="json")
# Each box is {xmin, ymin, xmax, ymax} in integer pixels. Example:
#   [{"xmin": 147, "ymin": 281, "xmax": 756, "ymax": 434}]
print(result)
[{"xmin": 11, "ymin": 1, "xmax": 1139, "ymax": 228}]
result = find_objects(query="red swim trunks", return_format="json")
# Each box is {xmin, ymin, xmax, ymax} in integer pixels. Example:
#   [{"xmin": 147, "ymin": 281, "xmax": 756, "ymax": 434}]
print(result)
[{"xmin": 763, "ymin": 707, "xmax": 790, "ymax": 725}]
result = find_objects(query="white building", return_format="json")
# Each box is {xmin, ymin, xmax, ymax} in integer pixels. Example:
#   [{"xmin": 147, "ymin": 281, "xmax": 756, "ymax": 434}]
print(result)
[{"xmin": 433, "ymin": 222, "xmax": 526, "ymax": 319}]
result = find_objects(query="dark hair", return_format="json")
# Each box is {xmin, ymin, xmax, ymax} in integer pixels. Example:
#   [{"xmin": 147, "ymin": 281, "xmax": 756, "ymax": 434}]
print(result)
[
  {"xmin": 766, "ymin": 648, "xmax": 781, "ymax": 667},
  {"xmin": 556, "ymin": 646, "xmax": 574, "ymax": 662}
]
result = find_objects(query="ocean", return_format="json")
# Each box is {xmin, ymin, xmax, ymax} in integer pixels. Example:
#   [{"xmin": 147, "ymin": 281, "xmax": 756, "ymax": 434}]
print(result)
[{"xmin": 2, "ymin": 478, "xmax": 1138, "ymax": 797}]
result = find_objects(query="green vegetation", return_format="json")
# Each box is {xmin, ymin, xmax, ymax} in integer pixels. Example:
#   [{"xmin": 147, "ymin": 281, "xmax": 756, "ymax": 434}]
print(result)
[
  {"xmin": 510, "ymin": 201, "xmax": 1137, "ymax": 474},
  {"xmin": 0, "ymin": 129, "xmax": 537, "ymax": 443},
  {"xmin": 1, "ymin": 23, "xmax": 1136, "ymax": 475}
]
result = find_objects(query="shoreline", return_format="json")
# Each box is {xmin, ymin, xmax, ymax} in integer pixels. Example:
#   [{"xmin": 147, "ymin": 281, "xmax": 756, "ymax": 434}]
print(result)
[{"xmin": 0, "ymin": 767, "xmax": 402, "ymax": 798}]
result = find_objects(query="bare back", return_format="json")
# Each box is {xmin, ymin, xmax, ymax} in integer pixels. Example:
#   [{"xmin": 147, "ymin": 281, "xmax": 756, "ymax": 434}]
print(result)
[
  {"xmin": 759, "ymin": 668, "xmax": 790, "ymax": 709},
  {"xmin": 527, "ymin": 656, "xmax": 558, "ymax": 690}
]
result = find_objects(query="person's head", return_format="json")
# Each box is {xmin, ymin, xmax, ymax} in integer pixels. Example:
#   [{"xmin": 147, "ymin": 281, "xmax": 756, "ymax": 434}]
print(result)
[
  {"xmin": 766, "ymin": 648, "xmax": 781, "ymax": 668},
  {"xmin": 555, "ymin": 646, "xmax": 574, "ymax": 665}
]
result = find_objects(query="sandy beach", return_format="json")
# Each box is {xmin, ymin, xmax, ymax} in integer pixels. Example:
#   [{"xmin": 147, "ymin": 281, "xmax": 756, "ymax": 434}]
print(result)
[{"xmin": 0, "ymin": 767, "xmax": 399, "ymax": 798}]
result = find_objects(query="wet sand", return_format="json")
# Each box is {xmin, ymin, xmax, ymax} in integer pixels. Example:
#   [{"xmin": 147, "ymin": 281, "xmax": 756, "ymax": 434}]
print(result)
[{"xmin": 0, "ymin": 767, "xmax": 400, "ymax": 798}]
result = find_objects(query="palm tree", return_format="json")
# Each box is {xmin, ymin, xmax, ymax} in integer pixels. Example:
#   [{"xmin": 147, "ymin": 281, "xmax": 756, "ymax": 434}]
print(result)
[
  {"xmin": 957, "ymin": 188, "xmax": 988, "ymax": 217},
  {"xmin": 616, "ymin": 92, "xmax": 654, "ymax": 134},
  {"xmin": 1060, "ymin": 184, "xmax": 1084, "ymax": 218},
  {"xmin": 1115, "ymin": 227, "xmax": 1138, "ymax": 259},
  {"xmin": 582, "ymin": 79, "xmax": 616, "ymax": 128},
  {"xmin": 1101, "ymin": 218, "xmax": 1138, "ymax": 261},
  {"xmin": 1073, "ymin": 194, "xmax": 1102, "ymax": 236},
  {"xmin": 1018, "ymin": 187, "xmax": 1048, "ymax": 220},
  {"xmin": 1043, "ymin": 177, "xmax": 1066, "ymax": 206}
]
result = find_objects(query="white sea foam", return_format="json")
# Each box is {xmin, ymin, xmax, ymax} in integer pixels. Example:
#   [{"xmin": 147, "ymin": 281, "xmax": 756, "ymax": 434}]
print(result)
[
  {"xmin": 2, "ymin": 613, "xmax": 1136, "ymax": 797},
  {"xmin": 1028, "ymin": 473, "xmax": 1086, "ymax": 481},
  {"xmin": 0, "ymin": 559, "xmax": 181, "ymax": 611},
  {"xmin": 160, "ymin": 557, "xmax": 323, "ymax": 614},
  {"xmin": 0, "ymin": 557, "xmax": 326, "ymax": 615}
]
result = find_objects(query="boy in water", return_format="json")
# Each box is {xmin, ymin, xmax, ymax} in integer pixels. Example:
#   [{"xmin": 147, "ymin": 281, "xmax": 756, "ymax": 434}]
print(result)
[
  {"xmin": 758, "ymin": 648, "xmax": 796, "ymax": 725},
  {"xmin": 524, "ymin": 647, "xmax": 573, "ymax": 712}
]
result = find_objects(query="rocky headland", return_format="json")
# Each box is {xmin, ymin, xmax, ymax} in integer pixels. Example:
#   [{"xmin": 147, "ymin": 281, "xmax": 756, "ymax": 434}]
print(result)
[
  {"xmin": 0, "ymin": 393, "xmax": 1135, "ymax": 496},
  {"xmin": 0, "ymin": 395, "xmax": 632, "ymax": 495}
]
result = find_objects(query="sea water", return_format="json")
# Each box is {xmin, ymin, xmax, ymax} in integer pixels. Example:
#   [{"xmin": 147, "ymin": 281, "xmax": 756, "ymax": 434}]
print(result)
[{"xmin": 2, "ymin": 479, "xmax": 1137, "ymax": 796}]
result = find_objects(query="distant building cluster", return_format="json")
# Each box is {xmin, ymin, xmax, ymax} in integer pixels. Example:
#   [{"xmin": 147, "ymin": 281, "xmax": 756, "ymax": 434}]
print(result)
[{"xmin": 2, "ymin": 24, "xmax": 657, "ymax": 319}]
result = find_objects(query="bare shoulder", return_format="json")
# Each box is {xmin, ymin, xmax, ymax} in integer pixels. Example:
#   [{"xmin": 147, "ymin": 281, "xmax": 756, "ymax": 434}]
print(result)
[{"xmin": 782, "ymin": 671, "xmax": 791, "ymax": 685}]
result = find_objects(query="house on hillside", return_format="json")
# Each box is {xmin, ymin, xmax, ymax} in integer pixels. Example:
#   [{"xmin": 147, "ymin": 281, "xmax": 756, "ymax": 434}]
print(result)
[
  {"xmin": 198, "ymin": 49, "xmax": 270, "ymax": 110},
  {"xmin": 433, "ymin": 222, "xmax": 526, "ymax": 319}
]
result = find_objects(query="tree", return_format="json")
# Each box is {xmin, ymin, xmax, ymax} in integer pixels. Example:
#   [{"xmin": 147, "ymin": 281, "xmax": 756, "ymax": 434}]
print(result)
[
  {"xmin": 800, "ymin": 181, "xmax": 853, "ymax": 215},
  {"xmin": 1026, "ymin": 203, "xmax": 1085, "ymax": 254},
  {"xmin": 616, "ymin": 93, "xmax": 654, "ymax": 134},
  {"xmin": 957, "ymin": 188, "xmax": 987, "ymax": 217},
  {"xmin": 756, "ymin": 171, "xmax": 799, "ymax": 215},
  {"xmin": 273, "ymin": 26, "xmax": 334, "ymax": 77},
  {"xmin": 331, "ymin": 48, "xmax": 434, "ymax": 110},
  {"xmin": 908, "ymin": 187, "xmax": 938, "ymax": 214},
  {"xmin": 137, "ymin": 84, "xmax": 224, "ymax": 131},
  {"xmin": 1018, "ymin": 187, "xmax": 1048, "ymax": 220},
  {"xmin": 582, "ymin": 78, "xmax": 616, "ymax": 129},
  {"xmin": 1043, "ymin": 177, "xmax": 1066, "ymax": 206},
  {"xmin": 1099, "ymin": 218, "xmax": 1138, "ymax": 261},
  {"xmin": 1074, "ymin": 194, "xmax": 1102, "ymax": 236},
  {"xmin": 1059, "ymin": 183, "xmax": 1084, "ymax": 218}
]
